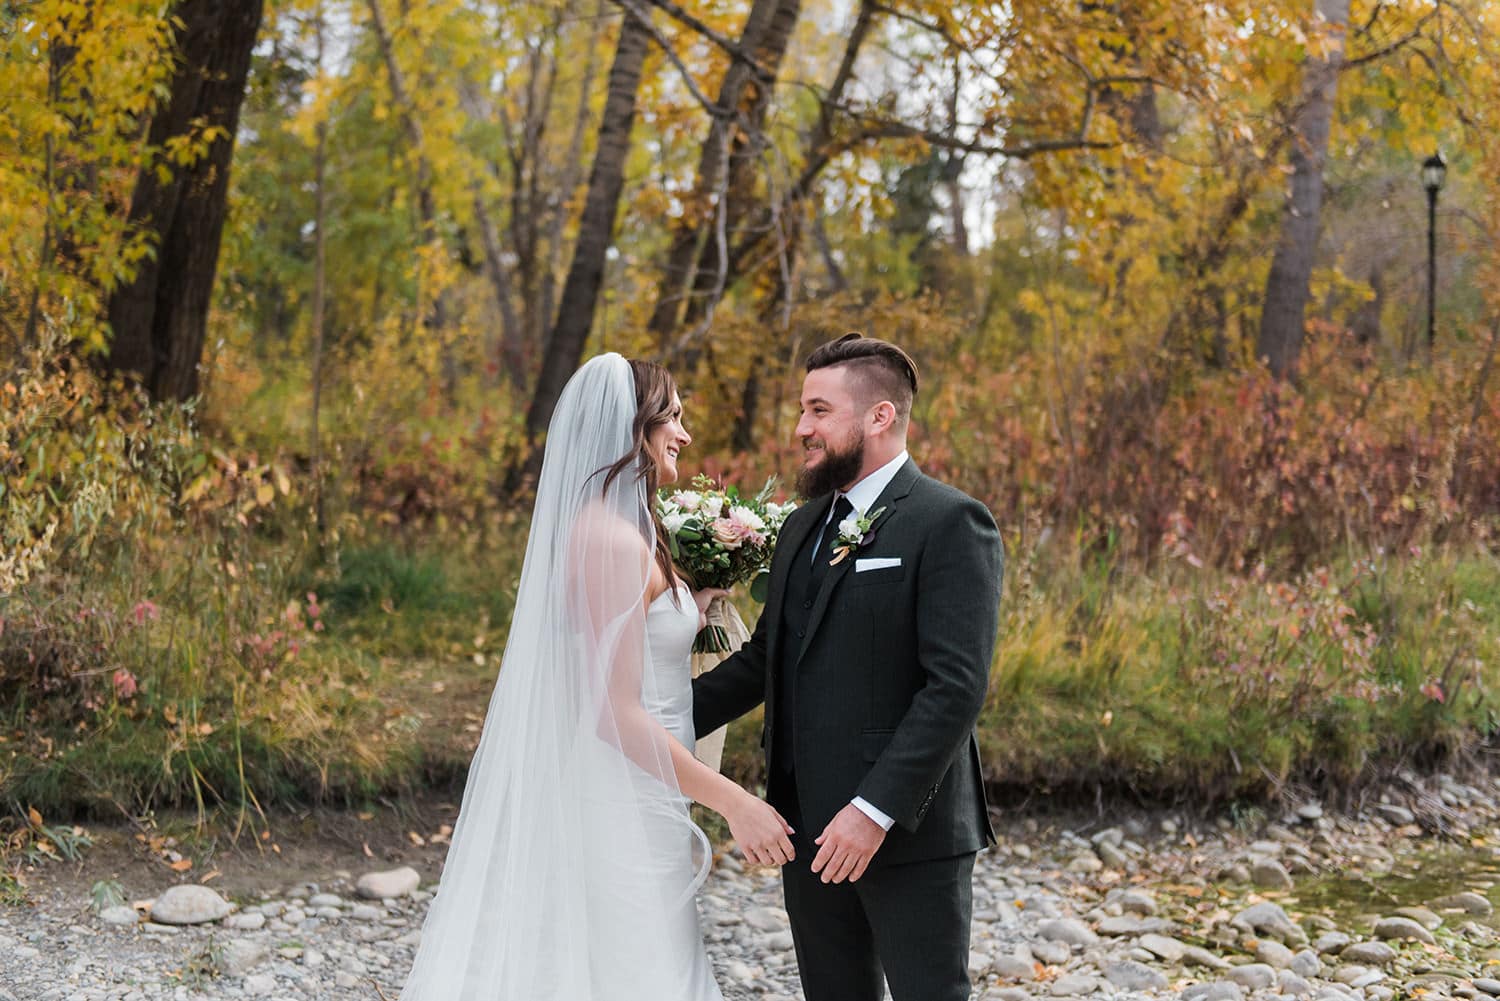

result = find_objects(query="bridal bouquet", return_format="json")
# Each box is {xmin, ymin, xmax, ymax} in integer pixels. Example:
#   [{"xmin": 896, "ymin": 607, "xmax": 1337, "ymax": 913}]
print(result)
[{"xmin": 657, "ymin": 475, "xmax": 795, "ymax": 652}]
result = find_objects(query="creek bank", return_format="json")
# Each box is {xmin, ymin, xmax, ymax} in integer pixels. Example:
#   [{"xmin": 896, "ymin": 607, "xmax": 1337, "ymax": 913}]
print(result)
[{"xmin": 4, "ymin": 770, "xmax": 1500, "ymax": 999}]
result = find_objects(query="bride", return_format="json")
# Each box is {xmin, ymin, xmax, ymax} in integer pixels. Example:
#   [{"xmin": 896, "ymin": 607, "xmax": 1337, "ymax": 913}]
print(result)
[{"xmin": 399, "ymin": 353, "xmax": 794, "ymax": 1000}]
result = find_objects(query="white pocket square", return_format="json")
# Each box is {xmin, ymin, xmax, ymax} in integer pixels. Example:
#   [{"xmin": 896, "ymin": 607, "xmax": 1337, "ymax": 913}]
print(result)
[{"xmin": 854, "ymin": 557, "xmax": 902, "ymax": 573}]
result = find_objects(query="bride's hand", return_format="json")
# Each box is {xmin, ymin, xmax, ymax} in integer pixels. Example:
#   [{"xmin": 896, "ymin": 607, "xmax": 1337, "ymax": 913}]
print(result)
[
  {"xmin": 691, "ymin": 587, "xmax": 731, "ymax": 629},
  {"xmin": 725, "ymin": 793, "xmax": 795, "ymax": 868}
]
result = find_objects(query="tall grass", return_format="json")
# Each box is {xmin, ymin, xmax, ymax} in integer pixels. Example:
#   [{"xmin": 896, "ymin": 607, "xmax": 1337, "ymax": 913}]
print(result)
[{"xmin": 976, "ymin": 541, "xmax": 1500, "ymax": 803}]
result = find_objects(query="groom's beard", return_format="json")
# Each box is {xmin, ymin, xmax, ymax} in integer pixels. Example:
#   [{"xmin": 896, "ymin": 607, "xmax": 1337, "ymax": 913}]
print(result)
[{"xmin": 796, "ymin": 432, "xmax": 865, "ymax": 498}]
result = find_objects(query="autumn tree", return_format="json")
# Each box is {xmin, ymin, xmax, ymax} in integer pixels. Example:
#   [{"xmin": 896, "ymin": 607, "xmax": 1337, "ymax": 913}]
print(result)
[
  {"xmin": 105, "ymin": 0, "xmax": 266, "ymax": 401},
  {"xmin": 1256, "ymin": 0, "xmax": 1353, "ymax": 379}
]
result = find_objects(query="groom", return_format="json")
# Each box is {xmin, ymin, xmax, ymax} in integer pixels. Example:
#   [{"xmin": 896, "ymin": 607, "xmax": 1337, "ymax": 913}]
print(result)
[{"xmin": 693, "ymin": 333, "xmax": 1003, "ymax": 1001}]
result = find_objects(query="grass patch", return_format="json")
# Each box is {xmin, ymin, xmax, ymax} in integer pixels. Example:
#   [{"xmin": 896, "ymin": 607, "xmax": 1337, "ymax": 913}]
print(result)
[{"xmin": 980, "ymin": 545, "xmax": 1500, "ymax": 803}]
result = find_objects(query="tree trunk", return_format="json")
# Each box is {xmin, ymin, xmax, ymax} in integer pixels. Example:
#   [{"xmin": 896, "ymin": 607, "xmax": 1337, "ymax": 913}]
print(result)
[
  {"xmin": 1254, "ymin": 0, "xmax": 1351, "ymax": 380},
  {"xmin": 309, "ymin": 2, "xmax": 329, "ymax": 541},
  {"xmin": 104, "ymin": 0, "xmax": 264, "ymax": 400},
  {"xmin": 522, "ymin": 10, "xmax": 651, "ymax": 451},
  {"xmin": 663, "ymin": 0, "xmax": 875, "ymax": 363},
  {"xmin": 646, "ymin": 0, "xmax": 802, "ymax": 345}
]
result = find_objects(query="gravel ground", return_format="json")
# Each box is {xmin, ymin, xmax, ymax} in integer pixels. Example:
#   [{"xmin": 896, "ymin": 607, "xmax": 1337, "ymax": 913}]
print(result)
[{"xmin": 5, "ymin": 771, "xmax": 1500, "ymax": 1000}]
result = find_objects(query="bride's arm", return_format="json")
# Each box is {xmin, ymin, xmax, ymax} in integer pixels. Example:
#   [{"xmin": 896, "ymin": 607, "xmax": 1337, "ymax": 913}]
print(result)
[
  {"xmin": 575, "ymin": 515, "xmax": 794, "ymax": 865},
  {"xmin": 663, "ymin": 727, "xmax": 794, "ymax": 865}
]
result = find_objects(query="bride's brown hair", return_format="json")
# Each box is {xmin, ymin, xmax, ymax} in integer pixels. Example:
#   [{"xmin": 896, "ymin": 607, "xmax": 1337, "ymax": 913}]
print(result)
[{"xmin": 601, "ymin": 359, "xmax": 681, "ymax": 593}]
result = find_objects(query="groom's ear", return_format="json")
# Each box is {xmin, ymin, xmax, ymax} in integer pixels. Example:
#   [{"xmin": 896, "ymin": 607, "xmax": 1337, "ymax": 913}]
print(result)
[{"xmin": 867, "ymin": 400, "xmax": 898, "ymax": 433}]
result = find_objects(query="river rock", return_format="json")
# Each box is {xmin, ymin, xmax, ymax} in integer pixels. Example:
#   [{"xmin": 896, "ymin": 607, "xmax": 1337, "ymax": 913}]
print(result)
[
  {"xmin": 1228, "ymin": 963, "xmax": 1278, "ymax": 990},
  {"xmin": 1098, "ymin": 915, "xmax": 1174, "ymax": 936},
  {"xmin": 1233, "ymin": 902, "xmax": 1308, "ymax": 945},
  {"xmin": 1139, "ymin": 933, "xmax": 1186, "ymax": 962},
  {"xmin": 1342, "ymin": 941, "xmax": 1398, "ymax": 966},
  {"xmin": 1183, "ymin": 945, "xmax": 1233, "ymax": 970},
  {"xmin": 1031, "ymin": 940, "xmax": 1072, "ymax": 965},
  {"xmin": 1334, "ymin": 965, "xmax": 1373, "ymax": 985},
  {"xmin": 1097, "ymin": 842, "xmax": 1131, "ymax": 869},
  {"xmin": 993, "ymin": 955, "xmax": 1038, "ymax": 980},
  {"xmin": 1472, "ymin": 978, "xmax": 1500, "ymax": 996},
  {"xmin": 1038, "ymin": 918, "xmax": 1097, "ymax": 948},
  {"xmin": 355, "ymin": 867, "xmax": 420, "ymax": 900},
  {"xmin": 1091, "ymin": 827, "xmax": 1125, "ymax": 848},
  {"xmin": 1049, "ymin": 973, "xmax": 1101, "ymax": 995},
  {"xmin": 744, "ymin": 906, "xmax": 789, "ymax": 932},
  {"xmin": 1374, "ymin": 916, "xmax": 1437, "ymax": 945},
  {"xmin": 1290, "ymin": 950, "xmax": 1323, "ymax": 978},
  {"xmin": 1182, "ymin": 981, "xmax": 1246, "ymax": 1001},
  {"xmin": 1106, "ymin": 960, "xmax": 1169, "ymax": 991},
  {"xmin": 221, "ymin": 938, "xmax": 269, "ymax": 977},
  {"xmin": 1394, "ymin": 906, "xmax": 1444, "ymax": 930},
  {"xmin": 148, "ymin": 886, "xmax": 231, "ymax": 925},
  {"xmin": 1256, "ymin": 939, "xmax": 1296, "ymax": 968},
  {"xmin": 1252, "ymin": 858, "xmax": 1295, "ymax": 890},
  {"xmin": 1431, "ymin": 893, "xmax": 1493, "ymax": 917},
  {"xmin": 1118, "ymin": 889, "xmax": 1158, "ymax": 916},
  {"xmin": 1314, "ymin": 932, "xmax": 1352, "ymax": 955},
  {"xmin": 242, "ymin": 972, "xmax": 276, "ymax": 994},
  {"xmin": 988, "ymin": 990, "xmax": 1032, "ymax": 1001},
  {"xmin": 1280, "ymin": 971, "xmax": 1315, "ymax": 997},
  {"xmin": 1298, "ymin": 802, "xmax": 1324, "ymax": 821},
  {"xmin": 308, "ymin": 893, "xmax": 343, "ymax": 908},
  {"xmin": 226, "ymin": 912, "xmax": 266, "ymax": 931},
  {"xmin": 99, "ymin": 906, "xmax": 139, "ymax": 927},
  {"xmin": 968, "ymin": 951, "xmax": 993, "ymax": 978}
]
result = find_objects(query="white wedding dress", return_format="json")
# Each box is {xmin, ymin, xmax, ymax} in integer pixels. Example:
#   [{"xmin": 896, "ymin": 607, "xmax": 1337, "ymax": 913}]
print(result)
[
  {"xmin": 398, "ymin": 354, "xmax": 723, "ymax": 1001},
  {"xmin": 605, "ymin": 582, "xmax": 722, "ymax": 1000}
]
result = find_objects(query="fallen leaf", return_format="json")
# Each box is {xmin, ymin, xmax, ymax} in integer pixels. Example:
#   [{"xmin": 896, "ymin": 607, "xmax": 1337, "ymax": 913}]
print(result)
[{"xmin": 169, "ymin": 859, "xmax": 193, "ymax": 872}]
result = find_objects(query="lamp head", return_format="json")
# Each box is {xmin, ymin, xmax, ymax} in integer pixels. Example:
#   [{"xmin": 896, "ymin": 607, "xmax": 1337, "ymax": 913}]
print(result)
[{"xmin": 1422, "ymin": 152, "xmax": 1447, "ymax": 194}]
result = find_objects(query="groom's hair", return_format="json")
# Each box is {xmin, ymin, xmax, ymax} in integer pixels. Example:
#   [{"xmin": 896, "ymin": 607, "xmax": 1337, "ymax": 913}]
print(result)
[{"xmin": 806, "ymin": 332, "xmax": 918, "ymax": 425}]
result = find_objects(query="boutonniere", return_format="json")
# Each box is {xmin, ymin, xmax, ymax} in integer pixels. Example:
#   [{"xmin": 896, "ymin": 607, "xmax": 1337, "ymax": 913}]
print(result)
[{"xmin": 829, "ymin": 506, "xmax": 885, "ymax": 566}]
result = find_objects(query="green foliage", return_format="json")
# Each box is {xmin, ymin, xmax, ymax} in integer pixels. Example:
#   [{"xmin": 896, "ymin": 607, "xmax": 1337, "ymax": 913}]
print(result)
[
  {"xmin": 89, "ymin": 879, "xmax": 125, "ymax": 912},
  {"xmin": 978, "ymin": 541, "xmax": 1500, "ymax": 802}
]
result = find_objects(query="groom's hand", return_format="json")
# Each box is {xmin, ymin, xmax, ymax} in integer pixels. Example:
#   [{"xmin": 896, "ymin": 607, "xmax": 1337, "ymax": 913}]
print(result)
[{"xmin": 811, "ymin": 804, "xmax": 887, "ymax": 884}]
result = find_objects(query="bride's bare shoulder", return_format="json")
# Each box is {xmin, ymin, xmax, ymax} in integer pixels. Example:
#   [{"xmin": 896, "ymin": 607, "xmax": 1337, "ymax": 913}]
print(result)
[{"xmin": 569, "ymin": 501, "xmax": 651, "ymax": 564}]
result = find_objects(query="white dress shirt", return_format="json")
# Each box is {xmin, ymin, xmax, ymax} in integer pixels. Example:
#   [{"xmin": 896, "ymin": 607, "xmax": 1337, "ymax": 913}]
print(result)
[{"xmin": 815, "ymin": 450, "xmax": 909, "ymax": 833}]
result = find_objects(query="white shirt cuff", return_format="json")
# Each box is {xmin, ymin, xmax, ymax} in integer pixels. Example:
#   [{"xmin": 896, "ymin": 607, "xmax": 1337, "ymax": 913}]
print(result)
[{"xmin": 852, "ymin": 796, "xmax": 895, "ymax": 831}]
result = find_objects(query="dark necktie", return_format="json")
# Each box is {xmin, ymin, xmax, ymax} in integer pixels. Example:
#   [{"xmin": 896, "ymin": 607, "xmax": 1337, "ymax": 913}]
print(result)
[{"xmin": 807, "ymin": 495, "xmax": 854, "ymax": 593}]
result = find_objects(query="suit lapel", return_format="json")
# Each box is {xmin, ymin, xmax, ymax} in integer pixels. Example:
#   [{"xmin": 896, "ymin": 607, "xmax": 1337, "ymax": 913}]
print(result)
[{"xmin": 797, "ymin": 459, "xmax": 921, "ymax": 662}]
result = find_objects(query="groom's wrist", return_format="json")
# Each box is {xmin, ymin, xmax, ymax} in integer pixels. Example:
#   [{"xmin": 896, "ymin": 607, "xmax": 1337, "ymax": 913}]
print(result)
[{"xmin": 851, "ymin": 796, "xmax": 895, "ymax": 831}]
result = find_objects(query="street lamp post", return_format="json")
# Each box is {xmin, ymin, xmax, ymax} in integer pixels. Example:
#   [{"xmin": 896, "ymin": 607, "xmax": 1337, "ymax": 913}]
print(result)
[{"xmin": 1422, "ymin": 152, "xmax": 1447, "ymax": 354}]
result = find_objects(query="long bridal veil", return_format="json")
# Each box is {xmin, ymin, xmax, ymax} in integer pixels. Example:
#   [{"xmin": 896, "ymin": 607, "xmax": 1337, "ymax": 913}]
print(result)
[{"xmin": 400, "ymin": 354, "xmax": 711, "ymax": 1000}]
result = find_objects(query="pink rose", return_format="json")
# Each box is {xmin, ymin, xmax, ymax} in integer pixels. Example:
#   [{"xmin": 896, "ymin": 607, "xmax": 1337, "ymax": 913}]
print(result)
[{"xmin": 711, "ymin": 519, "xmax": 746, "ymax": 549}]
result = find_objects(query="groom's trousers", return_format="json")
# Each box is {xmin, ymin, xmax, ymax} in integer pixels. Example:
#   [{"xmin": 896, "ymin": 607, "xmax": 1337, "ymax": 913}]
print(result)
[{"xmin": 774, "ymin": 774, "xmax": 977, "ymax": 1001}]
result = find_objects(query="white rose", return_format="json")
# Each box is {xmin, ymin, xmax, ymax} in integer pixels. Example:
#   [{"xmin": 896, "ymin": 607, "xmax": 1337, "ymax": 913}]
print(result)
[
  {"xmin": 669, "ymin": 491, "xmax": 702, "ymax": 512},
  {"xmin": 701, "ymin": 496, "xmax": 725, "ymax": 519},
  {"xmin": 727, "ymin": 505, "xmax": 765, "ymax": 533},
  {"xmin": 838, "ymin": 514, "xmax": 861, "ymax": 539},
  {"xmin": 662, "ymin": 511, "xmax": 691, "ymax": 534}
]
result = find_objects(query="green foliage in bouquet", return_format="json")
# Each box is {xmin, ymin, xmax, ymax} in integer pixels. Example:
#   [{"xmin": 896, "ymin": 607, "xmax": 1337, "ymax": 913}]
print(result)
[{"xmin": 657, "ymin": 476, "xmax": 796, "ymax": 652}]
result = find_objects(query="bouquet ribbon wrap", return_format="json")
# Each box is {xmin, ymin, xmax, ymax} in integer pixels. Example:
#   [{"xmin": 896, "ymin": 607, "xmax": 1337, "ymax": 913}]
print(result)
[{"xmin": 689, "ymin": 595, "xmax": 748, "ymax": 772}]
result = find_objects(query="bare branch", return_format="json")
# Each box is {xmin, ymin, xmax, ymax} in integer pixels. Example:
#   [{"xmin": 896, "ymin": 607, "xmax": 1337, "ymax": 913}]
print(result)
[
  {"xmin": 612, "ymin": 0, "xmax": 732, "ymax": 119},
  {"xmin": 623, "ymin": 0, "xmax": 775, "ymax": 83}
]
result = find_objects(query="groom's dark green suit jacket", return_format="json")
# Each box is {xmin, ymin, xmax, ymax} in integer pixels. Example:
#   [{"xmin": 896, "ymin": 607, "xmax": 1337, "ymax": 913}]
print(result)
[{"xmin": 693, "ymin": 459, "xmax": 1002, "ymax": 868}]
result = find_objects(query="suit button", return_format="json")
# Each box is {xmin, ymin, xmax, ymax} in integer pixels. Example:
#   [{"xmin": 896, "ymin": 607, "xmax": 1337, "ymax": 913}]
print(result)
[
  {"xmin": 797, "ymin": 629, "xmax": 806, "ymax": 638},
  {"xmin": 802, "ymin": 600, "xmax": 813, "ymax": 609}
]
